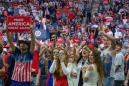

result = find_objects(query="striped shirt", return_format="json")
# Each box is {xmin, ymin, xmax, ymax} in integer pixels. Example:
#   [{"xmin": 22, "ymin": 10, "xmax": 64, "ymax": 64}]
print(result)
[
  {"xmin": 11, "ymin": 49, "xmax": 33, "ymax": 82},
  {"xmin": 12, "ymin": 62, "xmax": 31, "ymax": 82}
]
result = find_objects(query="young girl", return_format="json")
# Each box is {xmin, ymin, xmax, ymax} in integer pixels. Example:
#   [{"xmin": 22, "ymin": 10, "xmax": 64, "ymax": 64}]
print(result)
[{"xmin": 50, "ymin": 48, "xmax": 68, "ymax": 86}]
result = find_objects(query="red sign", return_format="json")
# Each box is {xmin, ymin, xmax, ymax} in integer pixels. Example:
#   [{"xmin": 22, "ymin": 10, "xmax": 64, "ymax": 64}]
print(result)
[{"xmin": 7, "ymin": 16, "xmax": 31, "ymax": 32}]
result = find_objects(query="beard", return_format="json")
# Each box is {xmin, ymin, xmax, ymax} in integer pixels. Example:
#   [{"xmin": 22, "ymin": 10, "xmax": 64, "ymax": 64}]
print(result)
[{"xmin": 20, "ymin": 48, "xmax": 27, "ymax": 53}]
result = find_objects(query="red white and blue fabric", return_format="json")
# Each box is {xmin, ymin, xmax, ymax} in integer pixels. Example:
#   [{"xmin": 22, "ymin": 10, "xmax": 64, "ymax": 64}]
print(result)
[
  {"xmin": 11, "ymin": 49, "xmax": 33, "ymax": 82},
  {"xmin": 11, "ymin": 62, "xmax": 32, "ymax": 82}
]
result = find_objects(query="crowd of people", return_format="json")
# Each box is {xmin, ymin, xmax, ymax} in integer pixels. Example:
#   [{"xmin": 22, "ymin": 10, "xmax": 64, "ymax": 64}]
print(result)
[{"xmin": 0, "ymin": 0, "xmax": 129, "ymax": 86}]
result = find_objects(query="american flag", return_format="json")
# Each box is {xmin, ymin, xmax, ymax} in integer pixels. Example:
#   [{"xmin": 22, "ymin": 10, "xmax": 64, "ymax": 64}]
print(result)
[{"xmin": 11, "ymin": 62, "xmax": 32, "ymax": 82}]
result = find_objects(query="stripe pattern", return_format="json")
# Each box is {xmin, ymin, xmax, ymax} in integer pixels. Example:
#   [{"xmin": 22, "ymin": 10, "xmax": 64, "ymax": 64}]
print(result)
[{"xmin": 12, "ymin": 62, "xmax": 32, "ymax": 82}]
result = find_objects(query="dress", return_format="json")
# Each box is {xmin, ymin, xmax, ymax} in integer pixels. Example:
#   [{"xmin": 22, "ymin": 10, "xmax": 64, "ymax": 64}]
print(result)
[{"xmin": 83, "ymin": 64, "xmax": 99, "ymax": 86}]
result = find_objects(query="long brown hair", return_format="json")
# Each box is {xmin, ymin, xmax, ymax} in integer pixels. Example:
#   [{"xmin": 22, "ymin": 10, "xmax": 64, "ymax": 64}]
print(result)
[
  {"xmin": 54, "ymin": 48, "xmax": 68, "ymax": 79},
  {"xmin": 44, "ymin": 48, "xmax": 53, "ymax": 60},
  {"xmin": 92, "ymin": 49, "xmax": 105, "ymax": 82},
  {"xmin": 68, "ymin": 47, "xmax": 76, "ymax": 63}
]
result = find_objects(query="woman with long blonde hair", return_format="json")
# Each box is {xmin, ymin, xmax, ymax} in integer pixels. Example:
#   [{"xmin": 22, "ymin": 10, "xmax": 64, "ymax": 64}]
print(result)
[{"xmin": 49, "ymin": 47, "xmax": 69, "ymax": 86}]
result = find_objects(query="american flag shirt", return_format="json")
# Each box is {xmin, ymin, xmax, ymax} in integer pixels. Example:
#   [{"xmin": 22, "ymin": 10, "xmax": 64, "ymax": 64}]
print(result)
[{"xmin": 11, "ymin": 49, "xmax": 33, "ymax": 82}]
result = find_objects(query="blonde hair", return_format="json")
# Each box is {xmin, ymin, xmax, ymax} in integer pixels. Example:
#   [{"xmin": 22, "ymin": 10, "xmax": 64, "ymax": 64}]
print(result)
[{"xmin": 54, "ymin": 48, "xmax": 68, "ymax": 79}]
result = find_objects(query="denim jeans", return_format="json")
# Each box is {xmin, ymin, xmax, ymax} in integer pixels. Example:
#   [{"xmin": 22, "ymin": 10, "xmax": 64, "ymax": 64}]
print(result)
[{"xmin": 103, "ymin": 77, "xmax": 114, "ymax": 86}]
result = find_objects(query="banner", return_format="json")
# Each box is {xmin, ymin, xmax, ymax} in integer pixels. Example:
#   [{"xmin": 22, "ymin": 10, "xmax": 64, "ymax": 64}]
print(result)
[{"xmin": 7, "ymin": 16, "xmax": 31, "ymax": 32}]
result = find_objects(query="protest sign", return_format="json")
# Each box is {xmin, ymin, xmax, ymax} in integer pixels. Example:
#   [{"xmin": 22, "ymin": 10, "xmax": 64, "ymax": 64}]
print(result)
[{"xmin": 7, "ymin": 16, "xmax": 31, "ymax": 32}]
